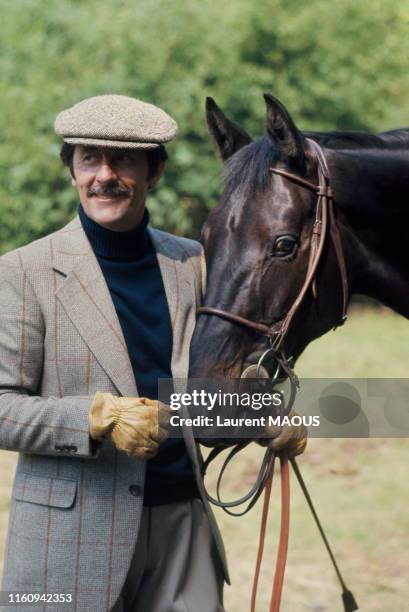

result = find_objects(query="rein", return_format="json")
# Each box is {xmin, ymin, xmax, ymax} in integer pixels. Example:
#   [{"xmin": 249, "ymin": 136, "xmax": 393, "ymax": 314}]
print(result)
[{"xmin": 197, "ymin": 140, "xmax": 358, "ymax": 611}]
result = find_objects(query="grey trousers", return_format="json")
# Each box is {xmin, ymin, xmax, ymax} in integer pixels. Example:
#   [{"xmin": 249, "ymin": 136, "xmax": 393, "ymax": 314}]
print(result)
[{"xmin": 111, "ymin": 498, "xmax": 225, "ymax": 612}]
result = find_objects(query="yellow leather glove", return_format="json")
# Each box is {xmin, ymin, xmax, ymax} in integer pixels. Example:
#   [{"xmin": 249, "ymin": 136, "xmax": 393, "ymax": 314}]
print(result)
[
  {"xmin": 89, "ymin": 393, "xmax": 170, "ymax": 460},
  {"xmin": 257, "ymin": 410, "xmax": 307, "ymax": 458}
]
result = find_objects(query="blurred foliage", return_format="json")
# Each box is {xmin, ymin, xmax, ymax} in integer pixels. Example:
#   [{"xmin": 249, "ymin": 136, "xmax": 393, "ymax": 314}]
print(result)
[{"xmin": 1, "ymin": 0, "xmax": 409, "ymax": 251}]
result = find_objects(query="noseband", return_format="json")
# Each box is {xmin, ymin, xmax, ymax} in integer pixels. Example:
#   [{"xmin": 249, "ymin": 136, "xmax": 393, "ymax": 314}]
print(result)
[{"xmin": 196, "ymin": 138, "xmax": 349, "ymax": 372}]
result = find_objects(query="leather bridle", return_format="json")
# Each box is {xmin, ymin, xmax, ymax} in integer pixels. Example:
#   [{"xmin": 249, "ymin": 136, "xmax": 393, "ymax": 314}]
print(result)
[
  {"xmin": 198, "ymin": 140, "xmax": 358, "ymax": 611},
  {"xmin": 197, "ymin": 138, "xmax": 349, "ymax": 369}
]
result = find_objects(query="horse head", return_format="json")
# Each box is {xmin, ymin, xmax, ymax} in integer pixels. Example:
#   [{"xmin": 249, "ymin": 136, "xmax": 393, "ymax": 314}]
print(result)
[{"xmin": 189, "ymin": 95, "xmax": 353, "ymax": 379}]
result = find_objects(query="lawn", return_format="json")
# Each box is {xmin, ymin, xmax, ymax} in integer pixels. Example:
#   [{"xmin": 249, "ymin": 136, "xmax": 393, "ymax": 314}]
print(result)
[
  {"xmin": 0, "ymin": 307, "xmax": 407, "ymax": 611},
  {"xmin": 208, "ymin": 307, "xmax": 409, "ymax": 611}
]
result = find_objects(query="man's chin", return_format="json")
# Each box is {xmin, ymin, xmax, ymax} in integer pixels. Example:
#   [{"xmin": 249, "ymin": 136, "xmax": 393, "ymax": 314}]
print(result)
[
  {"xmin": 88, "ymin": 196, "xmax": 129, "ymax": 217},
  {"xmin": 84, "ymin": 198, "xmax": 141, "ymax": 231}
]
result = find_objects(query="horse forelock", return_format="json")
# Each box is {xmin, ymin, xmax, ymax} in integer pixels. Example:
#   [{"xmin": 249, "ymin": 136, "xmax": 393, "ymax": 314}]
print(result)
[{"xmin": 222, "ymin": 137, "xmax": 279, "ymax": 203}]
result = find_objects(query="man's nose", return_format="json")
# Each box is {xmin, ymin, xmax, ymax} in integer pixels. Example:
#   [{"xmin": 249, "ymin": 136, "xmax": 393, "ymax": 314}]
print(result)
[{"xmin": 96, "ymin": 160, "xmax": 117, "ymax": 182}]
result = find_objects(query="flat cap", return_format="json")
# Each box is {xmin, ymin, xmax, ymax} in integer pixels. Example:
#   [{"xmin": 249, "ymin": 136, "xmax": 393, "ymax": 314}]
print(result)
[{"xmin": 54, "ymin": 94, "xmax": 178, "ymax": 149}]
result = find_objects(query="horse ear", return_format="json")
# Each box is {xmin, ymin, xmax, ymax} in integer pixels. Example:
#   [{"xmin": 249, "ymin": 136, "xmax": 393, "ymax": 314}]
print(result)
[
  {"xmin": 264, "ymin": 94, "xmax": 305, "ymax": 166},
  {"xmin": 206, "ymin": 97, "xmax": 252, "ymax": 161}
]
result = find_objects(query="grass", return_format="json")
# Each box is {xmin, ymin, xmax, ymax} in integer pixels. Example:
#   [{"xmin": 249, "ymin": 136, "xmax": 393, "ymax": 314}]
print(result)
[
  {"xmin": 0, "ymin": 306, "xmax": 408, "ymax": 611},
  {"xmin": 208, "ymin": 306, "xmax": 409, "ymax": 611},
  {"xmin": 296, "ymin": 305, "xmax": 409, "ymax": 378}
]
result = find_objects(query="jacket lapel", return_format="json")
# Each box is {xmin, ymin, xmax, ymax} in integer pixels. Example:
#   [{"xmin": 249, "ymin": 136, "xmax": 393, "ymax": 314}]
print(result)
[
  {"xmin": 148, "ymin": 228, "xmax": 202, "ymax": 475},
  {"xmin": 51, "ymin": 218, "xmax": 196, "ymax": 398},
  {"xmin": 52, "ymin": 217, "xmax": 138, "ymax": 398},
  {"xmin": 149, "ymin": 228, "xmax": 197, "ymax": 381}
]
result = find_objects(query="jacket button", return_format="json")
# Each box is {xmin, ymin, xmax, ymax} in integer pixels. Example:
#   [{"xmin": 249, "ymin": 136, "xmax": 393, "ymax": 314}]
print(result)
[{"xmin": 129, "ymin": 485, "xmax": 141, "ymax": 496}]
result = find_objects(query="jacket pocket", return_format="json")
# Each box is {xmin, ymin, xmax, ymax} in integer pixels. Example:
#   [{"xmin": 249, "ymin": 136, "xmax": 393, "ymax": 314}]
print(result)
[{"xmin": 14, "ymin": 473, "xmax": 77, "ymax": 509}]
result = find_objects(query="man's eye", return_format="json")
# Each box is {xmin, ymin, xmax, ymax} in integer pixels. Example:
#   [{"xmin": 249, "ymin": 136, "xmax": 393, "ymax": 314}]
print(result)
[
  {"xmin": 271, "ymin": 235, "xmax": 298, "ymax": 258},
  {"xmin": 83, "ymin": 154, "xmax": 96, "ymax": 162},
  {"xmin": 115, "ymin": 153, "xmax": 132, "ymax": 162}
]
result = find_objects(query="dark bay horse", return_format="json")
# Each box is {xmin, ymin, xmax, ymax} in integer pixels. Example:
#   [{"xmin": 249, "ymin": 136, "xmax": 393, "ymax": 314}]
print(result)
[{"xmin": 189, "ymin": 94, "xmax": 409, "ymax": 379}]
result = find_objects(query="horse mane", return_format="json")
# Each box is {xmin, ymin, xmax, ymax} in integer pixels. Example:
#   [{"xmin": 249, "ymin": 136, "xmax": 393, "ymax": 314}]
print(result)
[
  {"xmin": 305, "ymin": 127, "xmax": 409, "ymax": 150},
  {"xmin": 223, "ymin": 127, "xmax": 409, "ymax": 201}
]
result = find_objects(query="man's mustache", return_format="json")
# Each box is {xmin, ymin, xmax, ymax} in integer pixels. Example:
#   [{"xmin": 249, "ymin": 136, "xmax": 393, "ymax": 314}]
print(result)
[{"xmin": 87, "ymin": 184, "xmax": 130, "ymax": 198}]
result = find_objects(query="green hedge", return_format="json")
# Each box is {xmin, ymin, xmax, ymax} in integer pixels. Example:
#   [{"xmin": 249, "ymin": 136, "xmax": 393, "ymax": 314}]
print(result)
[{"xmin": 1, "ymin": 0, "xmax": 408, "ymax": 251}]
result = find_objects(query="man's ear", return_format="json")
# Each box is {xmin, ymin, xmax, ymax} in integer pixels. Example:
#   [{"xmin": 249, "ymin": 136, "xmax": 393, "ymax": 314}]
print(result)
[
  {"xmin": 148, "ymin": 160, "xmax": 166, "ymax": 190},
  {"xmin": 70, "ymin": 164, "xmax": 76, "ymax": 187}
]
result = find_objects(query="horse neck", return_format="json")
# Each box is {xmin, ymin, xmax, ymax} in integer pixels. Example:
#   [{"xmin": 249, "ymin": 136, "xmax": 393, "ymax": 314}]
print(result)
[{"xmin": 327, "ymin": 148, "xmax": 409, "ymax": 318}]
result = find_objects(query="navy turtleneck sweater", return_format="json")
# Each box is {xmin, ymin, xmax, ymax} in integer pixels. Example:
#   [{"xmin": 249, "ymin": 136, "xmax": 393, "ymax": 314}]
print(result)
[{"xmin": 79, "ymin": 204, "xmax": 199, "ymax": 506}]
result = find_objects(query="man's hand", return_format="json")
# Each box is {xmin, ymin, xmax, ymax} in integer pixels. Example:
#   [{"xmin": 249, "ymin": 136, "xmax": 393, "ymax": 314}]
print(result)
[
  {"xmin": 89, "ymin": 393, "xmax": 170, "ymax": 459},
  {"xmin": 257, "ymin": 410, "xmax": 307, "ymax": 458}
]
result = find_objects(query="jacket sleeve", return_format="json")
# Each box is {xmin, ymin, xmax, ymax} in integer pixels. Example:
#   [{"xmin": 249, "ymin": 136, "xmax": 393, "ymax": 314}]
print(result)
[{"xmin": 0, "ymin": 260, "xmax": 100, "ymax": 458}]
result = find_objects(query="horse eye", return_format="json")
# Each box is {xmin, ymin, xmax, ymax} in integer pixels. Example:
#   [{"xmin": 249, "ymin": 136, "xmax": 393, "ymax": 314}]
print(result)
[{"xmin": 271, "ymin": 235, "xmax": 298, "ymax": 258}]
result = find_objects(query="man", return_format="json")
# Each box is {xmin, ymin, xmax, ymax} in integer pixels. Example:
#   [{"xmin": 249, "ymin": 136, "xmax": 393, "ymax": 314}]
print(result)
[{"xmin": 0, "ymin": 94, "xmax": 306, "ymax": 612}]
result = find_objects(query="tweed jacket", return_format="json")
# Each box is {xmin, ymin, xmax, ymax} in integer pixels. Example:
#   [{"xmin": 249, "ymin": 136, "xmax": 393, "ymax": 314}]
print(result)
[{"xmin": 0, "ymin": 216, "xmax": 229, "ymax": 612}]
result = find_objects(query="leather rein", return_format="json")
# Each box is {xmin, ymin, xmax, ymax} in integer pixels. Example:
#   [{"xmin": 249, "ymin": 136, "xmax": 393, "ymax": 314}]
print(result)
[{"xmin": 197, "ymin": 140, "xmax": 358, "ymax": 612}]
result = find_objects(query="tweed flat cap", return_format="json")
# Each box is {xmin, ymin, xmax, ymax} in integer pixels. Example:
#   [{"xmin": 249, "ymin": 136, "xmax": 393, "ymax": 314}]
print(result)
[{"xmin": 54, "ymin": 94, "xmax": 178, "ymax": 149}]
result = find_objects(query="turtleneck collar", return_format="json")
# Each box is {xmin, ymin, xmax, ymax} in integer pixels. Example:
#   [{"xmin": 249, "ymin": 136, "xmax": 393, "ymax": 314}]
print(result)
[{"xmin": 79, "ymin": 203, "xmax": 151, "ymax": 259}]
